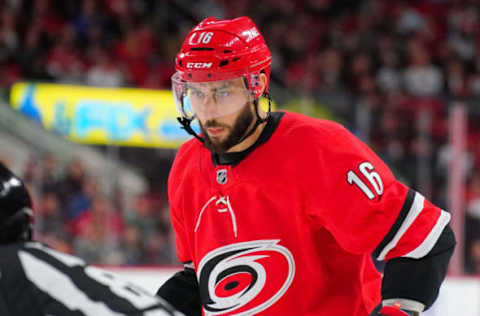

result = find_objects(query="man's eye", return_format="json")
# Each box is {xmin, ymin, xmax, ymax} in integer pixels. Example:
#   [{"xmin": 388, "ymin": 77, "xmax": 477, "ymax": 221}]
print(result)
[
  {"xmin": 216, "ymin": 90, "xmax": 230, "ymax": 98},
  {"xmin": 191, "ymin": 90, "xmax": 205, "ymax": 98}
]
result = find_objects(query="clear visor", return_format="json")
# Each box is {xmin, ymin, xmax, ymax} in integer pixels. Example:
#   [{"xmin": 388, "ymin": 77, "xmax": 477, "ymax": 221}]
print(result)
[{"xmin": 172, "ymin": 72, "xmax": 253, "ymax": 121}]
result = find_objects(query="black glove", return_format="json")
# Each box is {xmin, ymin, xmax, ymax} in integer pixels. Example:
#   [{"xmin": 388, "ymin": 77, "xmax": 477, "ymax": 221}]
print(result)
[
  {"xmin": 157, "ymin": 270, "xmax": 202, "ymax": 316},
  {"xmin": 369, "ymin": 303, "xmax": 419, "ymax": 316}
]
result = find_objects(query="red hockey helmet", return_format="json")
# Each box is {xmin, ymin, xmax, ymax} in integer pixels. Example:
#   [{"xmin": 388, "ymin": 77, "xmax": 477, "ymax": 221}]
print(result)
[
  {"xmin": 175, "ymin": 16, "xmax": 271, "ymax": 96},
  {"xmin": 172, "ymin": 17, "xmax": 272, "ymax": 121}
]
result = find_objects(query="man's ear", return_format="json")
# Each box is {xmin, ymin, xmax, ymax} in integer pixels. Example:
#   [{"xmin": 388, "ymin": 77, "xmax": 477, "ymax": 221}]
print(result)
[{"xmin": 259, "ymin": 73, "xmax": 268, "ymax": 95}]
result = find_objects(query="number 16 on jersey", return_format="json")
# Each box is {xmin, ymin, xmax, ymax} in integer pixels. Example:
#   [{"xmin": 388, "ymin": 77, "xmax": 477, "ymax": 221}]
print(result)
[{"xmin": 347, "ymin": 162, "xmax": 384, "ymax": 200}]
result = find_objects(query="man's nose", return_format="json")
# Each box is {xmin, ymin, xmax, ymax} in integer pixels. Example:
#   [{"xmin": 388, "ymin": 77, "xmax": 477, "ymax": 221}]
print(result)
[{"xmin": 201, "ymin": 92, "xmax": 217, "ymax": 108}]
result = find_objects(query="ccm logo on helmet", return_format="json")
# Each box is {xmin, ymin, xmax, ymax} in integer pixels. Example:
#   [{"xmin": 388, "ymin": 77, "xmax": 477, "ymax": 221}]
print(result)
[{"xmin": 186, "ymin": 62, "xmax": 213, "ymax": 69}]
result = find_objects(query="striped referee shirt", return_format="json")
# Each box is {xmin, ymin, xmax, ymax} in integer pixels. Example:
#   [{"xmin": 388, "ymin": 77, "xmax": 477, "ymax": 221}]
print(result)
[{"xmin": 0, "ymin": 241, "xmax": 183, "ymax": 316}]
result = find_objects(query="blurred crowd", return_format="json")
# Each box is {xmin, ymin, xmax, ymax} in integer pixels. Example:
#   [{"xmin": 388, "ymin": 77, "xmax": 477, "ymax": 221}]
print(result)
[
  {"xmin": 0, "ymin": 0, "xmax": 178, "ymax": 90},
  {"xmin": 1, "ymin": 0, "xmax": 480, "ymax": 273},
  {"xmin": 18, "ymin": 155, "xmax": 176, "ymax": 265}
]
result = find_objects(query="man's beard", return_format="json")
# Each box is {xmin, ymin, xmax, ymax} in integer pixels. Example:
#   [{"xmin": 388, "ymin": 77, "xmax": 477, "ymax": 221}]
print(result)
[{"xmin": 200, "ymin": 105, "xmax": 254, "ymax": 154}]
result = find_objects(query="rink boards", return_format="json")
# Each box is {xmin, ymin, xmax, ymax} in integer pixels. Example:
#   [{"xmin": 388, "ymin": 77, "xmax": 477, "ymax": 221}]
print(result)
[{"xmin": 107, "ymin": 267, "xmax": 480, "ymax": 316}]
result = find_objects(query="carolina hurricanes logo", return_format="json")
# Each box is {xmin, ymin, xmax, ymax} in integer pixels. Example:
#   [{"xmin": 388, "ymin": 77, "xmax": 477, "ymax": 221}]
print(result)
[{"xmin": 197, "ymin": 240, "xmax": 295, "ymax": 315}]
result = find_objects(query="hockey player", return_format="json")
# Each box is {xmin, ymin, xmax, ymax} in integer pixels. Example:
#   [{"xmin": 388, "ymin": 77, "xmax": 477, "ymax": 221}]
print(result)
[
  {"xmin": 0, "ymin": 163, "xmax": 184, "ymax": 316},
  {"xmin": 157, "ymin": 17, "xmax": 455, "ymax": 316}
]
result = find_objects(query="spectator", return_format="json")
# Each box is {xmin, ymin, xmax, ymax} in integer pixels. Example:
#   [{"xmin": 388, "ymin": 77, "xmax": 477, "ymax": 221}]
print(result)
[
  {"xmin": 0, "ymin": 9, "xmax": 19, "ymax": 62},
  {"xmin": 36, "ymin": 191, "xmax": 64, "ymax": 235},
  {"xmin": 466, "ymin": 172, "xmax": 480, "ymax": 274},
  {"xmin": 86, "ymin": 46, "xmax": 125, "ymax": 87},
  {"xmin": 73, "ymin": 195, "xmax": 125, "ymax": 264},
  {"xmin": 121, "ymin": 224, "xmax": 143, "ymax": 264},
  {"xmin": 404, "ymin": 39, "xmax": 444, "ymax": 97},
  {"xmin": 376, "ymin": 48, "xmax": 401, "ymax": 92}
]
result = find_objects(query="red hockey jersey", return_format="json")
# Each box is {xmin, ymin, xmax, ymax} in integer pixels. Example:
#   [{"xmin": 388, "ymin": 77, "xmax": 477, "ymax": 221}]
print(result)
[{"xmin": 167, "ymin": 111, "xmax": 450, "ymax": 316}]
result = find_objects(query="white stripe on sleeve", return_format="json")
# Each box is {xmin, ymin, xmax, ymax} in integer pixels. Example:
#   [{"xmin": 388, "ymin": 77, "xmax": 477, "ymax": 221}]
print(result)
[
  {"xmin": 377, "ymin": 192, "xmax": 425, "ymax": 261},
  {"xmin": 403, "ymin": 210, "xmax": 451, "ymax": 259}
]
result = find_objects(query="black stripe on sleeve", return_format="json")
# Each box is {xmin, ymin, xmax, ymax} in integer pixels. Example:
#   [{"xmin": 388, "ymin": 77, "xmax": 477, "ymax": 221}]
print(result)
[{"xmin": 373, "ymin": 189, "xmax": 416, "ymax": 259}]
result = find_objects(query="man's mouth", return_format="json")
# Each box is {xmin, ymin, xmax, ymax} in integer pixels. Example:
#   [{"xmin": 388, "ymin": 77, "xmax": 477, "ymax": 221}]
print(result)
[{"xmin": 206, "ymin": 126, "xmax": 225, "ymax": 136}]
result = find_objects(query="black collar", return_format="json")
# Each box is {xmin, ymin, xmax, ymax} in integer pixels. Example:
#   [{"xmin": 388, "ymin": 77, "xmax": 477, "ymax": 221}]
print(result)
[{"xmin": 211, "ymin": 111, "xmax": 285, "ymax": 167}]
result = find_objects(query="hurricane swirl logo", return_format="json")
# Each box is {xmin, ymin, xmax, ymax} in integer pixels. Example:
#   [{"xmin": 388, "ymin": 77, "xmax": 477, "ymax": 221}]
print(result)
[{"xmin": 197, "ymin": 240, "xmax": 295, "ymax": 315}]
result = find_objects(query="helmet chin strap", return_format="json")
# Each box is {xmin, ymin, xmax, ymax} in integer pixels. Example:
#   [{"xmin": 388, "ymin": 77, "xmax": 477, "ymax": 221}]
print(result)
[
  {"xmin": 177, "ymin": 93, "xmax": 272, "ymax": 147},
  {"xmin": 177, "ymin": 116, "xmax": 204, "ymax": 143},
  {"xmin": 236, "ymin": 93, "xmax": 271, "ymax": 144}
]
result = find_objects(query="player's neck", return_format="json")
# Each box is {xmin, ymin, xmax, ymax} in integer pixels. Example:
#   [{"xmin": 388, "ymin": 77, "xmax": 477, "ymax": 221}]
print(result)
[{"xmin": 226, "ymin": 119, "xmax": 267, "ymax": 153}]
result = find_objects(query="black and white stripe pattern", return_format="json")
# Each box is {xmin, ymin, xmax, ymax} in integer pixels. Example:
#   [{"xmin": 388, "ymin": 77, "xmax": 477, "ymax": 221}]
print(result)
[
  {"xmin": 1, "ymin": 242, "xmax": 183, "ymax": 316},
  {"xmin": 375, "ymin": 190, "xmax": 451, "ymax": 261}
]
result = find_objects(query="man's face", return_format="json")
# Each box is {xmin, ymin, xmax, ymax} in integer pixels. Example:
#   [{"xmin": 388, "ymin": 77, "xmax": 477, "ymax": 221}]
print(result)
[
  {"xmin": 187, "ymin": 77, "xmax": 250, "ymax": 121},
  {"xmin": 186, "ymin": 77, "xmax": 254, "ymax": 153},
  {"xmin": 199, "ymin": 102, "xmax": 255, "ymax": 153}
]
